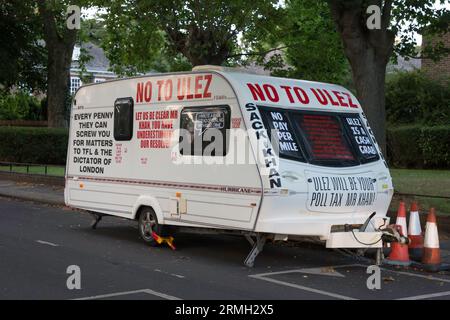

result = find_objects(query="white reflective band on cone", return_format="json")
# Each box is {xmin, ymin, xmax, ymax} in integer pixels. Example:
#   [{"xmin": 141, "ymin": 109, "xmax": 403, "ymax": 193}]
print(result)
[
  {"xmin": 424, "ymin": 222, "xmax": 439, "ymax": 248},
  {"xmin": 396, "ymin": 216, "xmax": 408, "ymax": 236},
  {"xmin": 408, "ymin": 211, "xmax": 422, "ymax": 235}
]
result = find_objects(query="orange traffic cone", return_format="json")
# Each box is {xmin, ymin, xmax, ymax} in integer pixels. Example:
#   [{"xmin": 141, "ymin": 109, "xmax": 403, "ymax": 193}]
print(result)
[
  {"xmin": 386, "ymin": 202, "xmax": 411, "ymax": 266},
  {"xmin": 386, "ymin": 225, "xmax": 411, "ymax": 266},
  {"xmin": 422, "ymin": 208, "xmax": 441, "ymax": 272},
  {"xmin": 408, "ymin": 201, "xmax": 423, "ymax": 259},
  {"xmin": 395, "ymin": 201, "xmax": 408, "ymax": 238}
]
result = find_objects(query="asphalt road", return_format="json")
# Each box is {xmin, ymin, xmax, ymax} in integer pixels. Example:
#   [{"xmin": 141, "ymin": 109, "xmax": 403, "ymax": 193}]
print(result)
[{"xmin": 1, "ymin": 197, "xmax": 450, "ymax": 300}]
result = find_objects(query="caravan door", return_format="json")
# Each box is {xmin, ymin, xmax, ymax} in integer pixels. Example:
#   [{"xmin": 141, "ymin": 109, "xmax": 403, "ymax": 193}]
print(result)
[{"xmin": 167, "ymin": 99, "xmax": 262, "ymax": 230}]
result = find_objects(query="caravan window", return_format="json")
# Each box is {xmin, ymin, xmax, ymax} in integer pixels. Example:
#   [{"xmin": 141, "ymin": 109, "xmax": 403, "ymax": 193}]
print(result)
[
  {"xmin": 259, "ymin": 106, "xmax": 379, "ymax": 167},
  {"xmin": 114, "ymin": 97, "xmax": 134, "ymax": 141},
  {"xmin": 259, "ymin": 109, "xmax": 305, "ymax": 162},
  {"xmin": 179, "ymin": 106, "xmax": 230, "ymax": 156},
  {"xmin": 341, "ymin": 114, "xmax": 379, "ymax": 163},
  {"xmin": 291, "ymin": 113, "xmax": 356, "ymax": 165}
]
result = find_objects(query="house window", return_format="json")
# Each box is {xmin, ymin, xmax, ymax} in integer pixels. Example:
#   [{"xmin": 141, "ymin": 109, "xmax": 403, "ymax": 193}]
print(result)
[
  {"xmin": 70, "ymin": 77, "xmax": 82, "ymax": 94},
  {"xmin": 72, "ymin": 46, "xmax": 80, "ymax": 61},
  {"xmin": 114, "ymin": 97, "xmax": 134, "ymax": 141}
]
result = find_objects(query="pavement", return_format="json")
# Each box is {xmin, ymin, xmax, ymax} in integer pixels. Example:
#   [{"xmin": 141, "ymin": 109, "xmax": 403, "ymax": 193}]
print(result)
[
  {"xmin": 0, "ymin": 179, "xmax": 64, "ymax": 205},
  {"xmin": 1, "ymin": 178, "xmax": 450, "ymax": 300}
]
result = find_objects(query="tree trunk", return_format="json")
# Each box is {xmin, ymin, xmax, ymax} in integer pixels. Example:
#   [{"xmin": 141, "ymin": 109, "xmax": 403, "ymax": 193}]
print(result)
[
  {"xmin": 46, "ymin": 42, "xmax": 74, "ymax": 127},
  {"xmin": 328, "ymin": 0, "xmax": 395, "ymax": 154},
  {"xmin": 38, "ymin": 0, "xmax": 77, "ymax": 128},
  {"xmin": 349, "ymin": 51, "xmax": 388, "ymax": 154}
]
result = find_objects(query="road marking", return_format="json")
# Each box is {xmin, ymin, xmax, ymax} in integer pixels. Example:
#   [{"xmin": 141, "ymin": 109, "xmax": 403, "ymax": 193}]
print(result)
[
  {"xmin": 249, "ymin": 264, "xmax": 356, "ymax": 278},
  {"xmin": 250, "ymin": 263, "xmax": 450, "ymax": 300},
  {"xmin": 298, "ymin": 267, "xmax": 346, "ymax": 278},
  {"xmin": 73, "ymin": 288, "xmax": 181, "ymax": 300},
  {"xmin": 398, "ymin": 291, "xmax": 450, "ymax": 300},
  {"xmin": 36, "ymin": 240, "xmax": 59, "ymax": 247},
  {"xmin": 154, "ymin": 269, "xmax": 185, "ymax": 279},
  {"xmin": 249, "ymin": 274, "xmax": 356, "ymax": 300},
  {"xmin": 383, "ymin": 268, "xmax": 450, "ymax": 283}
]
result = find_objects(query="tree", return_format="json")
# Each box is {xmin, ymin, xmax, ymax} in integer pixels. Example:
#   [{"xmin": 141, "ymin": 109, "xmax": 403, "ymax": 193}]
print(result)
[
  {"xmin": 37, "ymin": 0, "xmax": 82, "ymax": 127},
  {"xmin": 101, "ymin": 0, "xmax": 281, "ymax": 74},
  {"xmin": 327, "ymin": 0, "xmax": 449, "ymax": 153},
  {"xmin": 253, "ymin": 0, "xmax": 350, "ymax": 84},
  {"xmin": 0, "ymin": 0, "xmax": 46, "ymax": 92}
]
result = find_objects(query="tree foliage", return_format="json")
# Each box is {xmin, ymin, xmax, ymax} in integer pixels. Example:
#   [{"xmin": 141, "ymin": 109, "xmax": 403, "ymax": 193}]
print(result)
[
  {"xmin": 252, "ymin": 0, "xmax": 350, "ymax": 84},
  {"xmin": 0, "ymin": 0, "xmax": 47, "ymax": 92},
  {"xmin": 100, "ymin": 0, "xmax": 281, "ymax": 75}
]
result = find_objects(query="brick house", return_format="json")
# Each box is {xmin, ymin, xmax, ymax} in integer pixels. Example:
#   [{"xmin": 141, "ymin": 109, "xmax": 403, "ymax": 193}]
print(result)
[{"xmin": 421, "ymin": 31, "xmax": 450, "ymax": 82}]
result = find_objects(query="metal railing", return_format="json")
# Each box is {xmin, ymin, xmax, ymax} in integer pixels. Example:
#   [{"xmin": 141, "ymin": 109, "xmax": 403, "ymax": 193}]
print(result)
[{"xmin": 0, "ymin": 161, "xmax": 65, "ymax": 177}]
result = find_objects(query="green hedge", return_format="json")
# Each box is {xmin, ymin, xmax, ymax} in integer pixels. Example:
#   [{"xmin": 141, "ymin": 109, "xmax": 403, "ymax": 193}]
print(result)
[
  {"xmin": 0, "ymin": 127, "xmax": 68, "ymax": 165},
  {"xmin": 387, "ymin": 125, "xmax": 450, "ymax": 169},
  {"xmin": 386, "ymin": 70, "xmax": 450, "ymax": 126},
  {"xmin": 0, "ymin": 125, "xmax": 447, "ymax": 168}
]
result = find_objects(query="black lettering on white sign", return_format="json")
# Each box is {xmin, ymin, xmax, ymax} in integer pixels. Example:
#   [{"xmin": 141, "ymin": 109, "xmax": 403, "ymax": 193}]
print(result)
[
  {"xmin": 344, "ymin": 116, "xmax": 377, "ymax": 157},
  {"xmin": 308, "ymin": 174, "xmax": 377, "ymax": 209}
]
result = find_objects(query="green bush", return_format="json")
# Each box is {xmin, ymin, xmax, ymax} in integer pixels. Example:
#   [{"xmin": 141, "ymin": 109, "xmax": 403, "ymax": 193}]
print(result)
[
  {"xmin": 0, "ymin": 91, "xmax": 43, "ymax": 120},
  {"xmin": 0, "ymin": 127, "xmax": 68, "ymax": 165},
  {"xmin": 387, "ymin": 125, "xmax": 450, "ymax": 169},
  {"xmin": 385, "ymin": 70, "xmax": 450, "ymax": 126}
]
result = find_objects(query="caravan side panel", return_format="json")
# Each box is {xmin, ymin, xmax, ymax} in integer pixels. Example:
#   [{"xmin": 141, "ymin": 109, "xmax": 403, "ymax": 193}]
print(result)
[{"xmin": 65, "ymin": 72, "xmax": 263, "ymax": 230}]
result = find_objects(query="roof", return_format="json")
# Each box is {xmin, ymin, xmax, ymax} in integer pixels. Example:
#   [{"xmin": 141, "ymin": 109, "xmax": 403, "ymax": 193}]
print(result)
[{"xmin": 71, "ymin": 42, "xmax": 112, "ymax": 73}]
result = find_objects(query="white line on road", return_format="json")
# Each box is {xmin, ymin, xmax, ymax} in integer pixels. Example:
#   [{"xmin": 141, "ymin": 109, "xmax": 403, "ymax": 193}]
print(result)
[
  {"xmin": 249, "ymin": 274, "xmax": 356, "ymax": 300},
  {"xmin": 154, "ymin": 269, "xmax": 185, "ymax": 279},
  {"xmin": 250, "ymin": 263, "xmax": 450, "ymax": 300},
  {"xmin": 249, "ymin": 264, "xmax": 357, "ymax": 278},
  {"xmin": 73, "ymin": 288, "xmax": 182, "ymax": 300},
  {"xmin": 36, "ymin": 240, "xmax": 59, "ymax": 247},
  {"xmin": 398, "ymin": 291, "xmax": 450, "ymax": 300}
]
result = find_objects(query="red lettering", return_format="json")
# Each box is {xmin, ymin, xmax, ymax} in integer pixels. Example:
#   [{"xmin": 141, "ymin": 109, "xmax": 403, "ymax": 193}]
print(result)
[
  {"xmin": 194, "ymin": 75, "xmax": 203, "ymax": 99},
  {"xmin": 280, "ymin": 85, "xmax": 294, "ymax": 103},
  {"xmin": 293, "ymin": 87, "xmax": 310, "ymax": 104},
  {"xmin": 186, "ymin": 77, "xmax": 193, "ymax": 99},
  {"xmin": 246, "ymin": 83, "xmax": 266, "ymax": 101},
  {"xmin": 263, "ymin": 84, "xmax": 279, "ymax": 102},
  {"xmin": 177, "ymin": 78, "xmax": 186, "ymax": 100},
  {"xmin": 165, "ymin": 79, "xmax": 173, "ymax": 101},
  {"xmin": 156, "ymin": 80, "xmax": 164, "ymax": 101},
  {"xmin": 136, "ymin": 82, "xmax": 144, "ymax": 103},
  {"xmin": 135, "ymin": 112, "xmax": 142, "ymax": 120},
  {"xmin": 144, "ymin": 81, "xmax": 152, "ymax": 102},
  {"xmin": 343, "ymin": 92, "xmax": 359, "ymax": 108},
  {"xmin": 310, "ymin": 88, "xmax": 328, "ymax": 105},
  {"xmin": 323, "ymin": 89, "xmax": 339, "ymax": 106},
  {"xmin": 332, "ymin": 90, "xmax": 348, "ymax": 107},
  {"xmin": 203, "ymin": 74, "xmax": 212, "ymax": 98}
]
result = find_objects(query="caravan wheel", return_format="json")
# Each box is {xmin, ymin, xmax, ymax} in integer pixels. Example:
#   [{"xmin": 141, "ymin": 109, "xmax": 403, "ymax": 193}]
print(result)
[{"xmin": 138, "ymin": 207, "xmax": 161, "ymax": 246}]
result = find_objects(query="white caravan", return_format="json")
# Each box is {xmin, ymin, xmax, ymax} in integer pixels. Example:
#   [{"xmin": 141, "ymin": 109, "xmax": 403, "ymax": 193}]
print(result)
[{"xmin": 65, "ymin": 66, "xmax": 397, "ymax": 266}]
